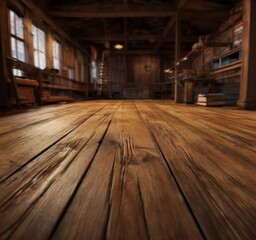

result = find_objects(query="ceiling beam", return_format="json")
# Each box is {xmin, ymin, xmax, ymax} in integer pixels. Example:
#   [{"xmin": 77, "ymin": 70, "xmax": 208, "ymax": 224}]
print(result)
[
  {"xmin": 49, "ymin": 8, "xmax": 229, "ymax": 20},
  {"xmin": 48, "ymin": 10, "xmax": 176, "ymax": 18},
  {"xmin": 153, "ymin": 0, "xmax": 189, "ymax": 52},
  {"xmin": 154, "ymin": 16, "xmax": 176, "ymax": 51},
  {"xmin": 112, "ymin": 50, "xmax": 176, "ymax": 55},
  {"xmin": 75, "ymin": 35, "xmax": 197, "ymax": 42},
  {"xmin": 76, "ymin": 35, "xmax": 159, "ymax": 41},
  {"xmin": 177, "ymin": 0, "xmax": 189, "ymax": 9},
  {"xmin": 41, "ymin": 0, "xmax": 52, "ymax": 8},
  {"xmin": 124, "ymin": 18, "xmax": 128, "ymax": 51}
]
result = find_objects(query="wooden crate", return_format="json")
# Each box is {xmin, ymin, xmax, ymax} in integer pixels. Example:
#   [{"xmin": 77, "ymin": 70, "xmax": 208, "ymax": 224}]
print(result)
[{"xmin": 17, "ymin": 87, "xmax": 35, "ymax": 104}]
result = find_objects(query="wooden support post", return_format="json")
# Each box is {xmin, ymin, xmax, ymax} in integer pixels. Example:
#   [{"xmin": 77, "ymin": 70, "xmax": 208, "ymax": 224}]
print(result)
[
  {"xmin": 0, "ymin": 0, "xmax": 9, "ymax": 109},
  {"xmin": 37, "ymin": 69, "xmax": 42, "ymax": 105},
  {"xmin": 174, "ymin": 12, "xmax": 183, "ymax": 103},
  {"xmin": 237, "ymin": 0, "xmax": 256, "ymax": 109},
  {"xmin": 124, "ymin": 9, "xmax": 128, "ymax": 87},
  {"xmin": 84, "ymin": 57, "xmax": 89, "ymax": 100},
  {"xmin": 24, "ymin": 12, "xmax": 34, "ymax": 65}
]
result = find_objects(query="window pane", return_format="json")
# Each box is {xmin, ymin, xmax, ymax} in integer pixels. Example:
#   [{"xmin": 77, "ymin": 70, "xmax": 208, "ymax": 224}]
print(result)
[
  {"xmin": 17, "ymin": 40, "xmax": 25, "ymax": 61},
  {"xmin": 32, "ymin": 25, "xmax": 39, "ymax": 49},
  {"xmin": 10, "ymin": 10, "xmax": 15, "ymax": 35},
  {"xmin": 53, "ymin": 58, "xmax": 57, "ymax": 69},
  {"xmin": 53, "ymin": 41, "xmax": 56, "ymax": 56},
  {"xmin": 13, "ymin": 68, "xmax": 23, "ymax": 77},
  {"xmin": 32, "ymin": 25, "xmax": 36, "ymax": 35},
  {"xmin": 16, "ymin": 16, "xmax": 24, "ymax": 39},
  {"xmin": 11, "ymin": 37, "xmax": 17, "ymax": 58},
  {"xmin": 34, "ymin": 50, "xmax": 39, "ymax": 68},
  {"xmin": 39, "ymin": 51, "xmax": 46, "ymax": 69},
  {"xmin": 33, "ymin": 31, "xmax": 38, "ymax": 49},
  {"xmin": 53, "ymin": 40, "xmax": 61, "ymax": 69},
  {"xmin": 32, "ymin": 25, "xmax": 46, "ymax": 68},
  {"xmin": 38, "ymin": 30, "xmax": 45, "ymax": 52},
  {"xmin": 54, "ymin": 58, "xmax": 60, "ymax": 70},
  {"xmin": 68, "ymin": 68, "xmax": 74, "ymax": 79}
]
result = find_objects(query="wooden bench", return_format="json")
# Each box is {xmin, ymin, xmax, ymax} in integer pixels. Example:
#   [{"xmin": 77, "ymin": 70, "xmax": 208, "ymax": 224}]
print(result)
[
  {"xmin": 42, "ymin": 95, "xmax": 75, "ymax": 103},
  {"xmin": 15, "ymin": 78, "xmax": 39, "ymax": 105}
]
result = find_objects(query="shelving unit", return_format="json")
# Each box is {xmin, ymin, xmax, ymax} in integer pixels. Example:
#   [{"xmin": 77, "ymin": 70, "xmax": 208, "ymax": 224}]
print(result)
[
  {"xmin": 210, "ymin": 46, "xmax": 242, "ymax": 105},
  {"xmin": 211, "ymin": 47, "xmax": 242, "ymax": 70},
  {"xmin": 7, "ymin": 58, "xmax": 87, "ymax": 106},
  {"xmin": 176, "ymin": 42, "xmax": 242, "ymax": 106}
]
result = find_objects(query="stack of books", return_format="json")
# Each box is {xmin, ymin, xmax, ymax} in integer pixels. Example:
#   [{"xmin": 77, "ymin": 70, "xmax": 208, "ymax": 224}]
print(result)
[{"xmin": 197, "ymin": 93, "xmax": 225, "ymax": 106}]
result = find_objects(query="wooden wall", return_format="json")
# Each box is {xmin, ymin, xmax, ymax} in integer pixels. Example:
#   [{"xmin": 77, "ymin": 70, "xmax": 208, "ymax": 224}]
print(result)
[
  {"xmin": 0, "ymin": 0, "xmax": 9, "ymax": 109},
  {"xmin": 111, "ymin": 55, "xmax": 161, "ymax": 99},
  {"xmin": 0, "ymin": 0, "xmax": 90, "ymax": 108}
]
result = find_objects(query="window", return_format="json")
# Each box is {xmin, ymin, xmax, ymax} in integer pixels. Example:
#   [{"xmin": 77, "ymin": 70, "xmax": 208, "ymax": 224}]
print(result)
[
  {"xmin": 68, "ymin": 68, "xmax": 75, "ymax": 79},
  {"xmin": 10, "ymin": 10, "xmax": 25, "ymax": 62},
  {"xmin": 91, "ymin": 61, "xmax": 97, "ymax": 83},
  {"xmin": 32, "ymin": 25, "xmax": 46, "ymax": 69},
  {"xmin": 12, "ymin": 69, "xmax": 23, "ymax": 77},
  {"xmin": 53, "ymin": 40, "xmax": 61, "ymax": 70}
]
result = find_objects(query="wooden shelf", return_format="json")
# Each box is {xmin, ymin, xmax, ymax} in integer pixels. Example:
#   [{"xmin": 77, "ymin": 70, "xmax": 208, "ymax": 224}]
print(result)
[
  {"xmin": 212, "ymin": 46, "xmax": 242, "ymax": 60},
  {"xmin": 7, "ymin": 58, "xmax": 87, "ymax": 106},
  {"xmin": 215, "ymin": 73, "xmax": 241, "ymax": 81},
  {"xmin": 211, "ymin": 60, "xmax": 241, "ymax": 74}
]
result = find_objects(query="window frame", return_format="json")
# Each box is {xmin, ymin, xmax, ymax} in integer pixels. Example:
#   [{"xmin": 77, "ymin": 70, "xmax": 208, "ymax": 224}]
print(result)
[
  {"xmin": 32, "ymin": 24, "xmax": 46, "ymax": 69},
  {"xmin": 53, "ymin": 39, "xmax": 61, "ymax": 71},
  {"xmin": 9, "ymin": 9, "xmax": 26, "ymax": 62}
]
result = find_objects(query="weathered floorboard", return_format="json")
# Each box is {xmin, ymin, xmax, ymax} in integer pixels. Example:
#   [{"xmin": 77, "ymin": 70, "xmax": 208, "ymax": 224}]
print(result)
[
  {"xmin": 136, "ymin": 101, "xmax": 256, "ymax": 240},
  {"xmin": 0, "ymin": 103, "xmax": 120, "ymax": 239},
  {"xmin": 53, "ymin": 101, "xmax": 202, "ymax": 240},
  {"xmin": 0, "ymin": 100, "xmax": 255, "ymax": 240},
  {"xmin": 0, "ymin": 101, "xmax": 111, "ymax": 181}
]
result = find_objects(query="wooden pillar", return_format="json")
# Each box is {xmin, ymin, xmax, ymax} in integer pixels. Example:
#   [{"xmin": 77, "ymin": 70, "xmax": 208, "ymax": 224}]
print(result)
[
  {"xmin": 47, "ymin": 33, "xmax": 53, "ymax": 69},
  {"xmin": 237, "ymin": 0, "xmax": 256, "ymax": 109},
  {"xmin": 174, "ymin": 12, "xmax": 183, "ymax": 103},
  {"xmin": 84, "ymin": 56, "xmax": 89, "ymax": 100},
  {"xmin": 0, "ymin": 0, "xmax": 9, "ymax": 109},
  {"xmin": 24, "ymin": 13, "xmax": 34, "ymax": 65}
]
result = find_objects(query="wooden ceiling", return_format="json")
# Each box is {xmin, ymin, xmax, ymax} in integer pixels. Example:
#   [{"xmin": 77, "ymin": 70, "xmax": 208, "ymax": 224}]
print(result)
[{"xmin": 33, "ymin": 0, "xmax": 240, "ymax": 56}]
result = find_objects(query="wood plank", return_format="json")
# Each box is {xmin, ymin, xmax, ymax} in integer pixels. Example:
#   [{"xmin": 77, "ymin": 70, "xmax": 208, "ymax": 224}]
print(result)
[
  {"xmin": 155, "ymin": 102, "xmax": 256, "ymax": 152},
  {"xmin": 0, "ymin": 100, "xmax": 255, "ymax": 240},
  {"xmin": 52, "ymin": 101, "xmax": 202, "ymax": 239},
  {"xmin": 49, "ymin": 9, "xmax": 176, "ymax": 18},
  {"xmin": 0, "ymin": 102, "xmax": 102, "ymax": 134},
  {"xmin": 0, "ymin": 103, "xmax": 120, "ymax": 239},
  {"xmin": 135, "ymin": 101, "xmax": 256, "ymax": 239},
  {"xmin": 0, "ymin": 102, "xmax": 110, "ymax": 181}
]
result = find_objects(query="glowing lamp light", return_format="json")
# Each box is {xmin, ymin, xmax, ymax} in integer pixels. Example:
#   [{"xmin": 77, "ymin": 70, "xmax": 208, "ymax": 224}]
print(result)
[
  {"xmin": 164, "ymin": 69, "xmax": 173, "ymax": 74},
  {"xmin": 114, "ymin": 44, "xmax": 124, "ymax": 50}
]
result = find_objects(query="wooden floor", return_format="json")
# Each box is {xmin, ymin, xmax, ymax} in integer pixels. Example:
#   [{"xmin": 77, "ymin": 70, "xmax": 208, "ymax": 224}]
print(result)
[{"xmin": 0, "ymin": 100, "xmax": 255, "ymax": 240}]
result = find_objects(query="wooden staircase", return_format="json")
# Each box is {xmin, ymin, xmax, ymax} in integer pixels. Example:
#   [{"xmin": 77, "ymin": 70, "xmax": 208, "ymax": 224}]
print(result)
[{"xmin": 98, "ymin": 44, "xmax": 112, "ymax": 98}]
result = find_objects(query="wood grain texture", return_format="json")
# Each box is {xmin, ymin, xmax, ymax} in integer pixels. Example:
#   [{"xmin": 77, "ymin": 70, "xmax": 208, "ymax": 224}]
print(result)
[
  {"xmin": 0, "ymin": 100, "xmax": 255, "ymax": 240},
  {"xmin": 0, "ymin": 101, "xmax": 109, "ymax": 181}
]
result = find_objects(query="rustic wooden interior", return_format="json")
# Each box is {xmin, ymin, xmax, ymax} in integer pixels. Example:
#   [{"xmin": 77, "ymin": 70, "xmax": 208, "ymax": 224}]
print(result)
[{"xmin": 0, "ymin": 0, "xmax": 255, "ymax": 239}]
